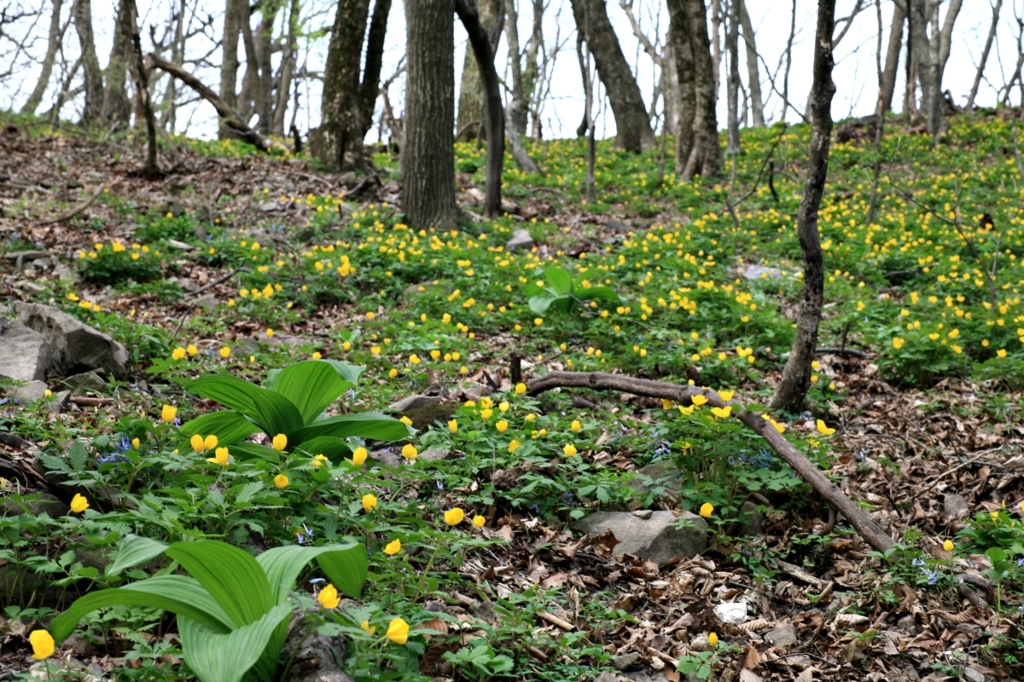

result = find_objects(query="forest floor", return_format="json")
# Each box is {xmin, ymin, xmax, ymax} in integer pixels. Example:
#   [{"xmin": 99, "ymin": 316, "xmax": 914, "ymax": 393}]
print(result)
[{"xmin": 1, "ymin": 110, "xmax": 1023, "ymax": 682}]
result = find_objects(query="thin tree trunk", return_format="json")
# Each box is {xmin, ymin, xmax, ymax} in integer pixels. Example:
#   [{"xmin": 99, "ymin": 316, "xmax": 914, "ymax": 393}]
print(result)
[
  {"xmin": 769, "ymin": 0, "xmax": 836, "ymax": 412},
  {"xmin": 725, "ymin": 0, "xmax": 740, "ymax": 153},
  {"xmin": 879, "ymin": 0, "xmax": 905, "ymax": 113},
  {"xmin": 238, "ymin": 0, "xmax": 259, "ymax": 122},
  {"xmin": 968, "ymin": 0, "xmax": 1002, "ymax": 110},
  {"xmin": 577, "ymin": 23, "xmax": 595, "ymax": 197},
  {"xmin": 866, "ymin": 0, "xmax": 886, "ymax": 227},
  {"xmin": 219, "ymin": 0, "xmax": 241, "ymax": 138},
  {"xmin": 523, "ymin": 0, "xmax": 544, "ymax": 135},
  {"xmin": 319, "ymin": 0, "xmax": 371, "ymax": 171},
  {"xmin": 782, "ymin": 0, "xmax": 796, "ymax": 121},
  {"xmin": 103, "ymin": 0, "xmax": 133, "ymax": 126},
  {"xmin": 22, "ymin": 0, "xmax": 64, "ymax": 115},
  {"xmin": 569, "ymin": 0, "xmax": 656, "ymax": 152},
  {"xmin": 162, "ymin": 0, "xmax": 185, "ymax": 133},
  {"xmin": 505, "ymin": 0, "xmax": 541, "ymax": 173},
  {"xmin": 253, "ymin": 7, "xmax": 278, "ymax": 134},
  {"xmin": 359, "ymin": 0, "xmax": 392, "ymax": 140},
  {"xmin": 126, "ymin": 0, "xmax": 158, "ymax": 178},
  {"xmin": 455, "ymin": 0, "xmax": 504, "ymax": 217},
  {"xmin": 668, "ymin": 0, "xmax": 695, "ymax": 170},
  {"xmin": 272, "ymin": 0, "xmax": 299, "ymax": 136},
  {"xmin": 72, "ymin": 0, "xmax": 104, "ymax": 125},
  {"xmin": 679, "ymin": 0, "xmax": 722, "ymax": 180},
  {"xmin": 402, "ymin": 0, "xmax": 463, "ymax": 230},
  {"xmin": 737, "ymin": 0, "xmax": 763, "ymax": 127},
  {"xmin": 710, "ymin": 0, "xmax": 722, "ymax": 96},
  {"xmin": 456, "ymin": 0, "xmax": 503, "ymax": 142}
]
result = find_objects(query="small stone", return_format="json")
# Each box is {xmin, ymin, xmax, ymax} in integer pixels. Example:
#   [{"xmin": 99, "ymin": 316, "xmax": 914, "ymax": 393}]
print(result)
[
  {"xmin": 764, "ymin": 623, "xmax": 797, "ymax": 648},
  {"xmin": 418, "ymin": 447, "xmax": 451, "ymax": 462},
  {"xmin": 739, "ymin": 670, "xmax": 762, "ymax": 682},
  {"xmin": 742, "ymin": 264, "xmax": 788, "ymax": 280},
  {"xmin": 896, "ymin": 615, "xmax": 917, "ymax": 632},
  {"xmin": 612, "ymin": 652, "xmax": 641, "ymax": 671},
  {"xmin": 387, "ymin": 394, "xmax": 442, "ymax": 412},
  {"xmin": 962, "ymin": 667, "xmax": 986, "ymax": 682},
  {"xmin": 61, "ymin": 371, "xmax": 107, "ymax": 395},
  {"xmin": 737, "ymin": 500, "xmax": 765, "ymax": 536},
  {"xmin": 194, "ymin": 294, "xmax": 219, "ymax": 310},
  {"xmin": 714, "ymin": 601, "xmax": 748, "ymax": 625},
  {"xmin": 9, "ymin": 380, "xmax": 48, "ymax": 402},
  {"xmin": 505, "ymin": 228, "xmax": 534, "ymax": 251},
  {"xmin": 631, "ymin": 509, "xmax": 653, "ymax": 519},
  {"xmin": 943, "ymin": 493, "xmax": 970, "ymax": 520},
  {"xmin": 592, "ymin": 673, "xmax": 620, "ymax": 682},
  {"xmin": 571, "ymin": 510, "xmax": 708, "ymax": 564}
]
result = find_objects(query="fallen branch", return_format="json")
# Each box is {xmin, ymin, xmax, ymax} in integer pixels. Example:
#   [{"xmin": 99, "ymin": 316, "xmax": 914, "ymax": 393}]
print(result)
[
  {"xmin": 536, "ymin": 610, "xmax": 574, "ymax": 631},
  {"xmin": 39, "ymin": 184, "xmax": 105, "ymax": 225},
  {"xmin": 527, "ymin": 371, "xmax": 896, "ymax": 553}
]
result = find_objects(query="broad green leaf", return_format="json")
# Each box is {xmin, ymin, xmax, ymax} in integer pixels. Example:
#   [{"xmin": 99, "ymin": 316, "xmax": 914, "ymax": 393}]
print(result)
[
  {"xmin": 542, "ymin": 266, "xmax": 573, "ymax": 294},
  {"xmin": 50, "ymin": 575, "xmax": 232, "ymax": 642},
  {"xmin": 528, "ymin": 293, "xmax": 561, "ymax": 315},
  {"xmin": 179, "ymin": 604, "xmax": 292, "ymax": 682},
  {"xmin": 219, "ymin": 442, "xmax": 282, "ymax": 464},
  {"xmin": 255, "ymin": 541, "xmax": 366, "ymax": 605},
  {"xmin": 263, "ymin": 361, "xmax": 354, "ymax": 423},
  {"xmin": 295, "ymin": 412, "xmax": 410, "ymax": 444},
  {"xmin": 166, "ymin": 541, "xmax": 273, "ymax": 627},
  {"xmin": 318, "ymin": 359, "xmax": 364, "ymax": 384},
  {"xmin": 106, "ymin": 536, "xmax": 168, "ymax": 576},
  {"xmin": 575, "ymin": 286, "xmax": 619, "ymax": 302},
  {"xmin": 288, "ymin": 436, "xmax": 353, "ymax": 463},
  {"xmin": 178, "ymin": 411, "xmax": 262, "ymax": 446},
  {"xmin": 185, "ymin": 375, "xmax": 303, "ymax": 439},
  {"xmin": 316, "ymin": 544, "xmax": 369, "ymax": 599}
]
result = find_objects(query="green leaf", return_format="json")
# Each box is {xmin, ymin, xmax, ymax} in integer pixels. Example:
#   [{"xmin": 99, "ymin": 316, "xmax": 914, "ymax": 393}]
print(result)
[
  {"xmin": 542, "ymin": 266, "xmax": 573, "ymax": 294},
  {"xmin": 575, "ymin": 286, "xmax": 619, "ymax": 302},
  {"xmin": 185, "ymin": 375, "xmax": 303, "ymax": 440},
  {"xmin": 178, "ymin": 411, "xmax": 262, "ymax": 446},
  {"xmin": 165, "ymin": 541, "xmax": 273, "ymax": 627},
  {"xmin": 255, "ymin": 541, "xmax": 367, "ymax": 605},
  {"xmin": 264, "ymin": 361, "xmax": 355, "ymax": 423},
  {"xmin": 288, "ymin": 436, "xmax": 352, "ymax": 463},
  {"xmin": 528, "ymin": 293, "xmax": 561, "ymax": 315},
  {"xmin": 295, "ymin": 412, "xmax": 410, "ymax": 444},
  {"xmin": 178, "ymin": 604, "xmax": 292, "ymax": 682},
  {"xmin": 50, "ymin": 575, "xmax": 232, "ymax": 642},
  {"xmin": 106, "ymin": 536, "xmax": 168, "ymax": 577},
  {"xmin": 234, "ymin": 481, "xmax": 265, "ymax": 504},
  {"xmin": 219, "ymin": 442, "xmax": 282, "ymax": 464}
]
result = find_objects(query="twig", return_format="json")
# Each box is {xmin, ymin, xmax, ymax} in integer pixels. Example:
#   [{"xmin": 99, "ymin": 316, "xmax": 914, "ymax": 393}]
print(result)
[
  {"xmin": 187, "ymin": 266, "xmax": 249, "ymax": 298},
  {"xmin": 39, "ymin": 184, "xmax": 105, "ymax": 225},
  {"xmin": 917, "ymin": 447, "xmax": 1003, "ymax": 496},
  {"xmin": 69, "ymin": 396, "xmax": 114, "ymax": 406},
  {"xmin": 536, "ymin": 610, "xmax": 574, "ymax": 631}
]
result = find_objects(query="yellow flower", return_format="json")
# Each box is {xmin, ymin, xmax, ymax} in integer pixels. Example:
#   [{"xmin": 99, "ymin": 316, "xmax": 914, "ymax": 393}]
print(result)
[
  {"xmin": 400, "ymin": 416, "xmax": 413, "ymax": 426},
  {"xmin": 273, "ymin": 473, "xmax": 289, "ymax": 489},
  {"xmin": 499, "ymin": 401, "xmax": 510, "ymax": 413},
  {"xmin": 942, "ymin": 539, "xmax": 954, "ymax": 552},
  {"xmin": 472, "ymin": 515, "xmax": 486, "ymax": 528},
  {"xmin": 708, "ymin": 632, "xmax": 718, "ymax": 647},
  {"xmin": 219, "ymin": 346, "xmax": 231, "ymax": 358},
  {"xmin": 187, "ymin": 344, "xmax": 198, "ymax": 356},
  {"xmin": 710, "ymin": 406, "xmax": 732, "ymax": 419},
  {"xmin": 311, "ymin": 454, "xmax": 329, "ymax": 468},
  {"xmin": 495, "ymin": 420, "xmax": 509, "ymax": 433},
  {"xmin": 409, "ymin": 354, "xmax": 421, "ymax": 365},
  {"xmin": 508, "ymin": 440, "xmax": 521, "ymax": 453},
  {"xmin": 161, "ymin": 405, "xmax": 178, "ymax": 423},
  {"xmin": 388, "ymin": 368, "xmax": 399, "ymax": 378},
  {"xmin": 699, "ymin": 502, "xmax": 714, "ymax": 518},
  {"xmin": 444, "ymin": 507, "xmax": 465, "ymax": 525},
  {"xmin": 266, "ymin": 328, "xmax": 274, "ymax": 337},
  {"xmin": 384, "ymin": 539, "xmax": 402, "ymax": 555},
  {"xmin": 172, "ymin": 346, "xmax": 186, "ymax": 360},
  {"xmin": 386, "ymin": 618, "xmax": 409, "ymax": 645},
  {"xmin": 351, "ymin": 447, "xmax": 368, "ymax": 466},
  {"xmin": 362, "ymin": 494, "xmax": 378, "ymax": 512},
  {"xmin": 719, "ymin": 390, "xmax": 734, "ymax": 401},
  {"xmin": 317, "ymin": 583, "xmax": 340, "ymax": 609},
  {"xmin": 815, "ymin": 419, "xmax": 836, "ymax": 436},
  {"xmin": 312, "ymin": 351, "xmax": 322, "ymax": 360},
  {"xmin": 190, "ymin": 433, "xmax": 206, "ymax": 453},
  {"xmin": 448, "ymin": 419, "xmax": 458, "ymax": 434},
  {"xmin": 534, "ymin": 317, "xmax": 543, "ymax": 326},
  {"xmin": 691, "ymin": 394, "xmax": 707, "ymax": 406},
  {"xmin": 272, "ymin": 433, "xmax": 288, "ymax": 451},
  {"xmin": 29, "ymin": 630, "xmax": 54, "ymax": 660},
  {"xmin": 70, "ymin": 493, "xmax": 89, "ymax": 514},
  {"xmin": 481, "ymin": 408, "xmax": 493, "ymax": 420},
  {"xmin": 360, "ymin": 620, "xmax": 377, "ymax": 635},
  {"xmin": 571, "ymin": 420, "xmax": 582, "ymax": 432},
  {"xmin": 562, "ymin": 444, "xmax": 578, "ymax": 457},
  {"xmin": 207, "ymin": 447, "xmax": 230, "ymax": 466},
  {"xmin": 131, "ymin": 437, "xmax": 140, "ymax": 450},
  {"xmin": 204, "ymin": 434, "xmax": 218, "ymax": 451},
  {"xmin": 401, "ymin": 443, "xmax": 418, "ymax": 460},
  {"xmin": 892, "ymin": 337, "xmax": 905, "ymax": 350},
  {"xmin": 365, "ymin": 311, "xmax": 375, "ymax": 320},
  {"xmin": 515, "ymin": 383, "xmax": 527, "ymax": 394}
]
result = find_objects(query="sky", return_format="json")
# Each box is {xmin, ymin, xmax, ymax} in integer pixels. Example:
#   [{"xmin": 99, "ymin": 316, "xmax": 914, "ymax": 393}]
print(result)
[{"xmin": 0, "ymin": 0, "xmax": 1018, "ymax": 143}]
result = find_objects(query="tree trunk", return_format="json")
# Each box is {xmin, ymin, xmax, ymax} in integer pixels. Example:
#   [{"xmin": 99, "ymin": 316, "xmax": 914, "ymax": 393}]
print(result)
[
  {"xmin": 505, "ymin": 0, "xmax": 540, "ymax": 173},
  {"xmin": 455, "ymin": 0, "xmax": 505, "ymax": 217},
  {"xmin": 102, "ymin": 0, "xmax": 133, "ymax": 126},
  {"xmin": 456, "ymin": 0, "xmax": 503, "ymax": 142},
  {"xmin": 879, "ymin": 0, "xmax": 904, "ymax": 113},
  {"xmin": 126, "ymin": 0, "xmax": 158, "ymax": 178},
  {"xmin": 319, "ymin": 0, "xmax": 371, "ymax": 171},
  {"xmin": 402, "ymin": 0, "xmax": 463, "ymax": 230},
  {"xmin": 22, "ymin": 0, "xmax": 64, "ymax": 115},
  {"xmin": 272, "ymin": 0, "xmax": 300, "ymax": 136},
  {"xmin": 569, "ymin": 0, "xmax": 655, "ymax": 152},
  {"xmin": 725, "ymin": 0, "xmax": 740, "ymax": 153},
  {"xmin": 523, "ymin": 0, "xmax": 544, "ymax": 136},
  {"xmin": 237, "ymin": 0, "xmax": 260, "ymax": 122},
  {"xmin": 72, "ymin": 0, "xmax": 104, "ymax": 125},
  {"xmin": 710, "ymin": 0, "xmax": 722, "ymax": 96},
  {"xmin": 668, "ymin": 0, "xmax": 695, "ymax": 170},
  {"xmin": 674, "ymin": 0, "xmax": 722, "ymax": 180},
  {"xmin": 219, "ymin": 0, "xmax": 241, "ymax": 138},
  {"xmin": 360, "ymin": 0, "xmax": 392, "ymax": 138},
  {"xmin": 967, "ymin": 0, "xmax": 1002, "ymax": 110},
  {"xmin": 737, "ymin": 0, "xmax": 763, "ymax": 127},
  {"xmin": 769, "ymin": 0, "xmax": 836, "ymax": 413}
]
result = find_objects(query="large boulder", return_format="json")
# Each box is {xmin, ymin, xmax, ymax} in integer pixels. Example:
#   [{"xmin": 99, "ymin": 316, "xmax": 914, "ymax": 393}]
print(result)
[
  {"xmin": 0, "ymin": 303, "xmax": 129, "ymax": 380},
  {"xmin": 571, "ymin": 510, "xmax": 708, "ymax": 564}
]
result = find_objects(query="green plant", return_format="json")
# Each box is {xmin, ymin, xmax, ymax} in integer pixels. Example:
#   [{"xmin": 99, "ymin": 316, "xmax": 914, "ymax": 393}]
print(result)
[
  {"xmin": 526, "ymin": 265, "xmax": 619, "ymax": 316},
  {"xmin": 179, "ymin": 359, "xmax": 411, "ymax": 463},
  {"xmin": 50, "ymin": 536, "xmax": 367, "ymax": 682},
  {"xmin": 441, "ymin": 641, "xmax": 515, "ymax": 680}
]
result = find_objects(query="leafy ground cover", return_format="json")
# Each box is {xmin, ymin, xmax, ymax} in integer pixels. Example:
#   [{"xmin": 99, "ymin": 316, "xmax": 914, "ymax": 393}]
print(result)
[{"xmin": 1, "ymin": 111, "xmax": 1023, "ymax": 681}]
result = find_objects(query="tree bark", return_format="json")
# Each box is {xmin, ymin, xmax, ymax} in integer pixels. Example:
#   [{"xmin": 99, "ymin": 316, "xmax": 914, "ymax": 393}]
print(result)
[
  {"xmin": 72, "ymin": 0, "xmax": 104, "ymax": 125},
  {"xmin": 879, "ymin": 0, "xmax": 905, "ymax": 113},
  {"xmin": 769, "ymin": 0, "xmax": 836, "ymax": 413},
  {"xmin": 272, "ymin": 0, "xmax": 300, "ymax": 136},
  {"xmin": 725, "ymin": 0, "xmax": 740, "ymax": 153},
  {"xmin": 237, "ymin": 0, "xmax": 260, "ymax": 122},
  {"xmin": 126, "ymin": 0, "xmax": 158, "ymax": 178},
  {"xmin": 455, "ymin": 0, "xmax": 505, "ymax": 217},
  {"xmin": 672, "ymin": 0, "xmax": 722, "ymax": 180},
  {"xmin": 456, "ymin": 0, "xmax": 503, "ymax": 142},
  {"xmin": 102, "ymin": 0, "xmax": 133, "ymax": 126},
  {"xmin": 21, "ymin": 0, "xmax": 64, "ymax": 115},
  {"xmin": 360, "ymin": 0, "xmax": 393, "ymax": 138},
  {"xmin": 505, "ymin": 0, "xmax": 541, "ymax": 173},
  {"xmin": 569, "ymin": 0, "xmax": 655, "ymax": 152},
  {"xmin": 319, "ymin": 0, "xmax": 371, "ymax": 171},
  {"xmin": 737, "ymin": 0, "xmax": 764, "ymax": 127},
  {"xmin": 253, "ymin": 6, "xmax": 278, "ymax": 133},
  {"xmin": 668, "ymin": 0, "xmax": 695, "ymax": 170},
  {"xmin": 967, "ymin": 0, "xmax": 1002, "ymax": 110},
  {"xmin": 219, "ymin": 0, "xmax": 241, "ymax": 138},
  {"xmin": 402, "ymin": 0, "xmax": 463, "ymax": 230}
]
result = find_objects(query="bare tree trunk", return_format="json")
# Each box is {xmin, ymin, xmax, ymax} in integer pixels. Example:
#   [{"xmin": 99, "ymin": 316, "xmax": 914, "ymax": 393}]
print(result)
[
  {"xmin": 569, "ymin": 0, "xmax": 656, "ymax": 152},
  {"xmin": 455, "ymin": 0, "xmax": 505, "ymax": 217},
  {"xmin": 253, "ymin": 7, "xmax": 278, "ymax": 134},
  {"xmin": 523, "ymin": 0, "xmax": 544, "ymax": 135},
  {"xmin": 505, "ymin": 0, "xmax": 541, "ymax": 173},
  {"xmin": 769, "ymin": 0, "xmax": 836, "ymax": 412},
  {"xmin": 879, "ymin": 0, "xmax": 905, "ymax": 113},
  {"xmin": 22, "ymin": 0, "xmax": 64, "ymax": 115},
  {"xmin": 72, "ymin": 0, "xmax": 104, "ymax": 125},
  {"xmin": 737, "ymin": 0, "xmax": 763, "ymax": 127},
  {"xmin": 161, "ymin": 0, "xmax": 186, "ymax": 133},
  {"xmin": 909, "ymin": 0, "xmax": 962, "ymax": 138},
  {"xmin": 319, "ymin": 0, "xmax": 370, "ymax": 171},
  {"xmin": 219, "ymin": 0, "xmax": 241, "ymax": 138},
  {"xmin": 725, "ymin": 0, "xmax": 740, "ymax": 153},
  {"xmin": 456, "ymin": 0, "xmax": 503, "ymax": 142},
  {"xmin": 968, "ymin": 0, "xmax": 1002, "ymax": 110},
  {"xmin": 272, "ymin": 0, "xmax": 299, "ymax": 136},
  {"xmin": 577, "ymin": 24, "xmax": 596, "ymax": 198},
  {"xmin": 402, "ymin": 0, "xmax": 463, "ymax": 230},
  {"xmin": 782, "ymin": 0, "xmax": 796, "ymax": 121},
  {"xmin": 237, "ymin": 0, "xmax": 259, "ymax": 122},
  {"xmin": 668, "ymin": 0, "xmax": 695, "ymax": 169},
  {"xmin": 866, "ymin": 0, "xmax": 886, "ymax": 226},
  {"xmin": 359, "ymin": 0, "xmax": 392, "ymax": 139},
  {"xmin": 126, "ymin": 0, "xmax": 158, "ymax": 178},
  {"xmin": 673, "ymin": 0, "xmax": 722, "ymax": 180},
  {"xmin": 710, "ymin": 0, "xmax": 722, "ymax": 96},
  {"xmin": 102, "ymin": 0, "xmax": 133, "ymax": 126}
]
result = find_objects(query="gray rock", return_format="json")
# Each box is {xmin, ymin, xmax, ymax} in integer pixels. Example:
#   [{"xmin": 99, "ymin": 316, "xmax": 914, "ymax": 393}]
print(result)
[
  {"xmin": 418, "ymin": 447, "xmax": 451, "ymax": 462},
  {"xmin": 8, "ymin": 380, "xmax": 48, "ymax": 402},
  {"xmin": 195, "ymin": 294, "xmax": 219, "ymax": 310},
  {"xmin": 61, "ymin": 371, "xmax": 107, "ymax": 395},
  {"xmin": 505, "ymin": 228, "xmax": 534, "ymax": 251},
  {"xmin": 943, "ymin": 493, "xmax": 970, "ymax": 520},
  {"xmin": 0, "ymin": 321, "xmax": 49, "ymax": 381},
  {"xmin": 593, "ymin": 673, "xmax": 621, "ymax": 682},
  {"xmin": 739, "ymin": 670, "xmax": 763, "ymax": 682},
  {"xmin": 896, "ymin": 615, "xmax": 917, "ymax": 633},
  {"xmin": 282, "ymin": 606, "xmax": 354, "ymax": 682},
  {"xmin": 963, "ymin": 667, "xmax": 986, "ymax": 682},
  {"xmin": 571, "ymin": 510, "xmax": 708, "ymax": 564},
  {"xmin": 612, "ymin": 653, "xmax": 641, "ymax": 671},
  {"xmin": 387, "ymin": 394, "xmax": 442, "ymax": 412},
  {"xmin": 11, "ymin": 302, "xmax": 128, "ymax": 379},
  {"xmin": 743, "ymin": 264, "xmax": 789, "ymax": 281},
  {"xmin": 626, "ymin": 459, "xmax": 682, "ymax": 496},
  {"xmin": 764, "ymin": 623, "xmax": 797, "ymax": 648},
  {"xmin": 737, "ymin": 500, "xmax": 765, "ymax": 536}
]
